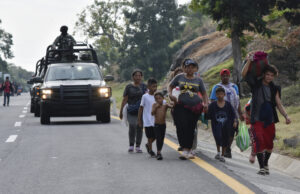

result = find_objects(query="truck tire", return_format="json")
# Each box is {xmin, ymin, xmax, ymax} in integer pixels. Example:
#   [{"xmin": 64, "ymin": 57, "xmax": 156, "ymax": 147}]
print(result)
[
  {"xmin": 97, "ymin": 104, "xmax": 111, "ymax": 123},
  {"xmin": 30, "ymin": 102, "xmax": 34, "ymax": 113},
  {"xmin": 99, "ymin": 111, "xmax": 111, "ymax": 123},
  {"xmin": 34, "ymin": 104, "xmax": 40, "ymax": 117},
  {"xmin": 40, "ymin": 107, "xmax": 50, "ymax": 125}
]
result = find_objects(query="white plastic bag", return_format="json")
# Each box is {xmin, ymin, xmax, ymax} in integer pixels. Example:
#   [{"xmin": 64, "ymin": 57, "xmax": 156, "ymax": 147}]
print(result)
[
  {"xmin": 122, "ymin": 104, "xmax": 129, "ymax": 127},
  {"xmin": 172, "ymin": 87, "xmax": 180, "ymax": 100}
]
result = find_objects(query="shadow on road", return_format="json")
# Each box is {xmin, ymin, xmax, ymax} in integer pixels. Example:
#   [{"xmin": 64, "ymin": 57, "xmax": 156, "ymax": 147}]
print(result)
[{"xmin": 49, "ymin": 121, "xmax": 112, "ymax": 126}]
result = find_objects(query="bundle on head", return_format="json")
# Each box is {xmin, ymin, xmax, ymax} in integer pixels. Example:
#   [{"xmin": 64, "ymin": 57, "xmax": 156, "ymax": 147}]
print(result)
[{"xmin": 247, "ymin": 51, "xmax": 269, "ymax": 78}]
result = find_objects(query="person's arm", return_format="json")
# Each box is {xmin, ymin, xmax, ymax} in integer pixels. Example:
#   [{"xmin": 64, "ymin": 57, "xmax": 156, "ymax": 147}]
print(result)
[
  {"xmin": 119, "ymin": 95, "xmax": 128, "ymax": 120},
  {"xmin": 237, "ymin": 103, "xmax": 244, "ymax": 121},
  {"xmin": 52, "ymin": 36, "xmax": 60, "ymax": 49},
  {"xmin": 138, "ymin": 106, "xmax": 144, "ymax": 127},
  {"xmin": 151, "ymin": 103, "xmax": 159, "ymax": 116},
  {"xmin": 275, "ymin": 92, "xmax": 291, "ymax": 124},
  {"xmin": 202, "ymin": 91, "xmax": 209, "ymax": 112},
  {"xmin": 242, "ymin": 59, "xmax": 251, "ymax": 78}
]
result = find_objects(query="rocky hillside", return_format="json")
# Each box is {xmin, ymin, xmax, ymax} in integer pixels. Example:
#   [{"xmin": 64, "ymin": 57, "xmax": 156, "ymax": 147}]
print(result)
[{"xmin": 171, "ymin": 31, "xmax": 232, "ymax": 75}]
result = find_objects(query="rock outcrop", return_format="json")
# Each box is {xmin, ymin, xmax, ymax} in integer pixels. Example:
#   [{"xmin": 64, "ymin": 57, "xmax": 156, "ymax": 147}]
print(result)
[{"xmin": 171, "ymin": 31, "xmax": 232, "ymax": 75}]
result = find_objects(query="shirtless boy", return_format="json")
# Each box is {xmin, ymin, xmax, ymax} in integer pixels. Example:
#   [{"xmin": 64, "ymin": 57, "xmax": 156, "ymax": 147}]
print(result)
[{"xmin": 151, "ymin": 92, "xmax": 172, "ymax": 160}]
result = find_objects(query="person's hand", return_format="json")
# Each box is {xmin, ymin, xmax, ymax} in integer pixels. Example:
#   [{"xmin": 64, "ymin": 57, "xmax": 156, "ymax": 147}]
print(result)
[
  {"xmin": 285, "ymin": 116, "xmax": 291, "ymax": 125},
  {"xmin": 233, "ymin": 121, "xmax": 238, "ymax": 129},
  {"xmin": 119, "ymin": 112, "xmax": 123, "ymax": 120},
  {"xmin": 169, "ymin": 95, "xmax": 177, "ymax": 104},
  {"xmin": 239, "ymin": 114, "xmax": 245, "ymax": 121},
  {"xmin": 203, "ymin": 103, "xmax": 208, "ymax": 112},
  {"xmin": 235, "ymin": 130, "xmax": 239, "ymax": 137}
]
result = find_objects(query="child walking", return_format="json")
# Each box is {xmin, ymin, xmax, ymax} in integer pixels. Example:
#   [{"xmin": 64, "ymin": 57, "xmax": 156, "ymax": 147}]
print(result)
[
  {"xmin": 151, "ymin": 92, "xmax": 172, "ymax": 160},
  {"xmin": 207, "ymin": 87, "xmax": 237, "ymax": 162},
  {"xmin": 138, "ymin": 78, "xmax": 158, "ymax": 157}
]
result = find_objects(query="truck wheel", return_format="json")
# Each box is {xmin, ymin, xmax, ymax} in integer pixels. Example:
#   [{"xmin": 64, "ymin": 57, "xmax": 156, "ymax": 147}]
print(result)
[
  {"xmin": 40, "ymin": 108, "xmax": 50, "ymax": 125},
  {"xmin": 34, "ymin": 104, "xmax": 40, "ymax": 117},
  {"xmin": 99, "ymin": 111, "xmax": 111, "ymax": 123},
  {"xmin": 30, "ymin": 102, "xmax": 34, "ymax": 113}
]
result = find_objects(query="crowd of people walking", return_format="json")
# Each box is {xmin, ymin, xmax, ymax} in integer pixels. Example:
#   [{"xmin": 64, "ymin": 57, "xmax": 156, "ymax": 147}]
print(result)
[{"xmin": 119, "ymin": 52, "xmax": 291, "ymax": 175}]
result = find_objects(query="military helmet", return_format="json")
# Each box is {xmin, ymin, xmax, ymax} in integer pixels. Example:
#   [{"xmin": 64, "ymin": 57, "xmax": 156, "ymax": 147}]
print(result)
[{"xmin": 60, "ymin": 25, "xmax": 68, "ymax": 33}]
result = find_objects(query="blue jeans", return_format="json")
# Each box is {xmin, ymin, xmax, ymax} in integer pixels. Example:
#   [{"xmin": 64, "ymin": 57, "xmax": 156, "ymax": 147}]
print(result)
[{"xmin": 3, "ymin": 92, "xmax": 10, "ymax": 105}]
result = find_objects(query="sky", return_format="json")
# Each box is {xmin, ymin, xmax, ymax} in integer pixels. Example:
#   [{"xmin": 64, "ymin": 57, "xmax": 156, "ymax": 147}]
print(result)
[{"xmin": 0, "ymin": 0, "xmax": 191, "ymax": 72}]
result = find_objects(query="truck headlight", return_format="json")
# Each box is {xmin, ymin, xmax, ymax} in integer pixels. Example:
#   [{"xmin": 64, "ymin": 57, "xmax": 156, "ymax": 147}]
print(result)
[
  {"xmin": 41, "ymin": 89, "xmax": 52, "ymax": 99},
  {"xmin": 99, "ymin": 87, "xmax": 111, "ymax": 98}
]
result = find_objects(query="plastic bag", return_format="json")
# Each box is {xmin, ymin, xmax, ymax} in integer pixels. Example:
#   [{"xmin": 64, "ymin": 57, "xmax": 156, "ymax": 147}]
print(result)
[
  {"xmin": 122, "ymin": 104, "xmax": 129, "ymax": 127},
  {"xmin": 236, "ymin": 122, "xmax": 250, "ymax": 152}
]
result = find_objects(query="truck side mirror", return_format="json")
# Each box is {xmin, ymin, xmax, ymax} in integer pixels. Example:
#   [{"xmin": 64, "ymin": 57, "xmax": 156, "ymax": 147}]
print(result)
[
  {"xmin": 33, "ymin": 77, "xmax": 43, "ymax": 83},
  {"xmin": 27, "ymin": 79, "xmax": 33, "ymax": 84},
  {"xmin": 104, "ymin": 75, "xmax": 114, "ymax": 82}
]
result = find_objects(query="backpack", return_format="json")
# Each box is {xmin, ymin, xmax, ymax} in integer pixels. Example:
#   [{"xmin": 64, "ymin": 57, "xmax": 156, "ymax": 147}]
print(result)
[{"xmin": 247, "ymin": 51, "xmax": 269, "ymax": 78}]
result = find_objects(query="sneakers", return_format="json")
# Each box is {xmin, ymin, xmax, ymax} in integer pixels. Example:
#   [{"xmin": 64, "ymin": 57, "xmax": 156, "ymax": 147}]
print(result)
[
  {"xmin": 215, "ymin": 154, "xmax": 225, "ymax": 162},
  {"xmin": 157, "ymin": 153, "xmax": 163, "ymax": 160},
  {"xmin": 219, "ymin": 156, "xmax": 225, "ymax": 162},
  {"xmin": 215, "ymin": 154, "xmax": 221, "ymax": 160},
  {"xmin": 187, "ymin": 152, "xmax": 195, "ymax": 159},
  {"xmin": 224, "ymin": 148, "xmax": 232, "ymax": 158},
  {"xmin": 179, "ymin": 151, "xmax": 189, "ymax": 160},
  {"xmin": 257, "ymin": 168, "xmax": 266, "ymax": 175},
  {"xmin": 128, "ymin": 146, "xmax": 134, "ymax": 153},
  {"xmin": 135, "ymin": 147, "xmax": 143, "ymax": 153},
  {"xmin": 149, "ymin": 151, "xmax": 156, "ymax": 158}
]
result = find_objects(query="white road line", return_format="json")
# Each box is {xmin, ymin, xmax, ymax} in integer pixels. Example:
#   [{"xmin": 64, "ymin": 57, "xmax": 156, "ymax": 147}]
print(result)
[
  {"xmin": 22, "ymin": 110, "xmax": 27, "ymax": 114},
  {"xmin": 5, "ymin": 135, "xmax": 18, "ymax": 143},
  {"xmin": 14, "ymin": 122, "xmax": 22, "ymax": 127},
  {"xmin": 24, "ymin": 107, "xmax": 28, "ymax": 110},
  {"xmin": 19, "ymin": 115, "xmax": 25, "ymax": 118}
]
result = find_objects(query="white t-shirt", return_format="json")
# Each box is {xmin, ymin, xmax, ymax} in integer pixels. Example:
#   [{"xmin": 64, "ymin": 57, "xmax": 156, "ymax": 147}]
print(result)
[{"xmin": 140, "ymin": 93, "xmax": 155, "ymax": 127}]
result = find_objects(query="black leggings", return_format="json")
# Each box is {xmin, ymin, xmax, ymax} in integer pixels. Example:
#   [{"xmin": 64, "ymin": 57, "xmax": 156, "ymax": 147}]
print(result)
[
  {"xmin": 173, "ymin": 105, "xmax": 199, "ymax": 149},
  {"xmin": 154, "ymin": 124, "xmax": 166, "ymax": 152}
]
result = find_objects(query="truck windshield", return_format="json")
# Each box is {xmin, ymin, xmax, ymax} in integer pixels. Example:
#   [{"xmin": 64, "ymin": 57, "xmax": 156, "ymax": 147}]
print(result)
[{"xmin": 46, "ymin": 65, "xmax": 101, "ymax": 81}]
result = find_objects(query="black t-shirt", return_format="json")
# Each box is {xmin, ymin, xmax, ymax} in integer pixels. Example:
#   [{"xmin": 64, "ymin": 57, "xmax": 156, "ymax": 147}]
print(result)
[
  {"xmin": 207, "ymin": 101, "xmax": 236, "ymax": 132},
  {"xmin": 245, "ymin": 74, "xmax": 280, "ymax": 124},
  {"xmin": 123, "ymin": 83, "xmax": 147, "ymax": 105},
  {"xmin": 170, "ymin": 74, "xmax": 206, "ymax": 93}
]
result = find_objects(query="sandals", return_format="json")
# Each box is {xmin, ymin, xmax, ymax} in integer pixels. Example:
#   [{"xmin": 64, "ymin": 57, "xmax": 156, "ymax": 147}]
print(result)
[
  {"xmin": 264, "ymin": 166, "xmax": 270, "ymax": 175},
  {"xmin": 257, "ymin": 168, "xmax": 266, "ymax": 175}
]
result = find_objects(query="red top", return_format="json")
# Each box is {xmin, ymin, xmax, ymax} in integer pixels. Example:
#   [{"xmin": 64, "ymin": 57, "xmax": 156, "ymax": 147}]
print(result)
[{"xmin": 4, "ymin": 81, "xmax": 11, "ymax": 93}]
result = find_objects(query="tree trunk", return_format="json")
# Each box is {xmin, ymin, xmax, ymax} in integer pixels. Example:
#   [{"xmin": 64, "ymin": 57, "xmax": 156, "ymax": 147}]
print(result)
[{"xmin": 231, "ymin": 31, "xmax": 243, "ymax": 96}]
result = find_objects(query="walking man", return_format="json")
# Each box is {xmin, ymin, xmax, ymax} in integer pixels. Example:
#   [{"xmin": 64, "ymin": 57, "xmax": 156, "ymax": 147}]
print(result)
[
  {"xmin": 2, "ymin": 77, "xmax": 13, "ymax": 106},
  {"xmin": 242, "ymin": 63, "xmax": 291, "ymax": 175},
  {"xmin": 210, "ymin": 69, "xmax": 243, "ymax": 158}
]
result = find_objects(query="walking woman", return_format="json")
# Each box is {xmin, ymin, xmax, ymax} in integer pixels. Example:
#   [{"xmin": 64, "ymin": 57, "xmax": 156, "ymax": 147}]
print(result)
[
  {"xmin": 120, "ymin": 69, "xmax": 147, "ymax": 153},
  {"xmin": 168, "ymin": 59, "xmax": 208, "ymax": 159}
]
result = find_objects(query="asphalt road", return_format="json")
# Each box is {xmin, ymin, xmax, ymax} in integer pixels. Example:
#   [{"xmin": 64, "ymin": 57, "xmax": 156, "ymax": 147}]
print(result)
[{"xmin": 0, "ymin": 94, "xmax": 299, "ymax": 194}]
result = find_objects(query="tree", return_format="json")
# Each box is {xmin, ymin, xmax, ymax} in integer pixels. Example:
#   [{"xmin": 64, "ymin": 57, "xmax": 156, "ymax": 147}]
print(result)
[
  {"xmin": 120, "ymin": 0, "xmax": 184, "ymax": 80},
  {"xmin": 276, "ymin": 0, "xmax": 300, "ymax": 25},
  {"xmin": 0, "ymin": 19, "xmax": 13, "ymax": 59},
  {"xmin": 75, "ymin": 1, "xmax": 129, "ymax": 74},
  {"xmin": 190, "ymin": 0, "xmax": 276, "ymax": 90}
]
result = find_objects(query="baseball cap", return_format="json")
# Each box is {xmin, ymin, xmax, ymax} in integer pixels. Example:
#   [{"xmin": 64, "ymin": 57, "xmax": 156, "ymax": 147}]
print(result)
[
  {"xmin": 183, "ymin": 59, "xmax": 198, "ymax": 67},
  {"xmin": 220, "ymin": 69, "xmax": 230, "ymax": 76}
]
